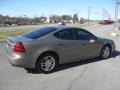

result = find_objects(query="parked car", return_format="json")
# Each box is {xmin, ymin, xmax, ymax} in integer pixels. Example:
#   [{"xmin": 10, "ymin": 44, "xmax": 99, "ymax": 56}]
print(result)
[
  {"xmin": 58, "ymin": 22, "xmax": 66, "ymax": 26},
  {"xmin": 99, "ymin": 20, "xmax": 114, "ymax": 25},
  {"xmin": 5, "ymin": 26, "xmax": 115, "ymax": 73}
]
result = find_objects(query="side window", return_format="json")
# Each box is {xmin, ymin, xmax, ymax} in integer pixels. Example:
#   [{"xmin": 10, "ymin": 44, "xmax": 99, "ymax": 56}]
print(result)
[
  {"xmin": 76, "ymin": 29, "xmax": 95, "ymax": 40},
  {"xmin": 54, "ymin": 29, "xmax": 75, "ymax": 40}
]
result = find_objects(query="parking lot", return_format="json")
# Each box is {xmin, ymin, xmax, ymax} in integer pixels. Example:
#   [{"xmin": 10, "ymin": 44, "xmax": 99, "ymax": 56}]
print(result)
[{"xmin": 0, "ymin": 25, "xmax": 120, "ymax": 90}]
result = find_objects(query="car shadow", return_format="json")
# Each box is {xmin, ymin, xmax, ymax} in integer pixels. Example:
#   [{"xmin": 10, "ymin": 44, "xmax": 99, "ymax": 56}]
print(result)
[
  {"xmin": 110, "ymin": 50, "xmax": 120, "ymax": 58},
  {"xmin": 27, "ymin": 50, "xmax": 120, "ymax": 74}
]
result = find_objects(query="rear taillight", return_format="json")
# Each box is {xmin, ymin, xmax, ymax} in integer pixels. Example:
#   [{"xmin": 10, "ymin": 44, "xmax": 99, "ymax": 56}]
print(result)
[{"xmin": 13, "ymin": 42, "xmax": 25, "ymax": 53}]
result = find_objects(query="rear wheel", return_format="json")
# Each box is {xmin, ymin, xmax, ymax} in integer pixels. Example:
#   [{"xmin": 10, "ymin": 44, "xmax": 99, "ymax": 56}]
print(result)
[
  {"xmin": 100, "ymin": 45, "xmax": 111, "ymax": 59},
  {"xmin": 36, "ymin": 53, "xmax": 58, "ymax": 73}
]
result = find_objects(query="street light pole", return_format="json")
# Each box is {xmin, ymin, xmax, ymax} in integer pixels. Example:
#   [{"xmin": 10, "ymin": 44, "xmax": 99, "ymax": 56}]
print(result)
[
  {"xmin": 115, "ymin": 0, "xmax": 120, "ymax": 30},
  {"xmin": 112, "ymin": 0, "xmax": 120, "ymax": 36},
  {"xmin": 115, "ymin": 0, "xmax": 118, "ymax": 27}
]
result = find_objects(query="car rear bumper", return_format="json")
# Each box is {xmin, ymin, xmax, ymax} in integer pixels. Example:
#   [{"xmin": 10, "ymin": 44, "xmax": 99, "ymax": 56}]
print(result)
[{"xmin": 4, "ymin": 48, "xmax": 31, "ymax": 68}]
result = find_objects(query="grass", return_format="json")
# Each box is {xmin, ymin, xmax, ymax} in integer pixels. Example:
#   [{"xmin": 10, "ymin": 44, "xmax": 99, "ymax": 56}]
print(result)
[
  {"xmin": 0, "ymin": 30, "xmax": 26, "ymax": 41},
  {"xmin": 0, "ymin": 27, "xmax": 38, "ymax": 41},
  {"xmin": 0, "ymin": 23, "xmax": 100, "ymax": 42}
]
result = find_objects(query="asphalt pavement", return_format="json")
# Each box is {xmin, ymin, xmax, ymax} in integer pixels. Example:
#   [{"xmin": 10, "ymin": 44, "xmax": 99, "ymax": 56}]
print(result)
[{"xmin": 0, "ymin": 24, "xmax": 120, "ymax": 90}]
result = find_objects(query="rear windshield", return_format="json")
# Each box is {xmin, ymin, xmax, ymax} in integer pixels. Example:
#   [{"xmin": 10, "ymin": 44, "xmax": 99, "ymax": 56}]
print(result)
[{"xmin": 23, "ymin": 27, "xmax": 56, "ymax": 39}]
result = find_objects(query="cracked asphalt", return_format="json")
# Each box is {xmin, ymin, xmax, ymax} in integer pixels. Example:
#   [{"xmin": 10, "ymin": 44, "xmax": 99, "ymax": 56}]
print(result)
[{"xmin": 0, "ymin": 24, "xmax": 120, "ymax": 90}]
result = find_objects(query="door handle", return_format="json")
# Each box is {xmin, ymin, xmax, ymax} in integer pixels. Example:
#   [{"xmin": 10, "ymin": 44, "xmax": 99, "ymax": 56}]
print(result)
[
  {"xmin": 81, "ymin": 43, "xmax": 87, "ymax": 45},
  {"xmin": 57, "ymin": 43, "xmax": 63, "ymax": 46}
]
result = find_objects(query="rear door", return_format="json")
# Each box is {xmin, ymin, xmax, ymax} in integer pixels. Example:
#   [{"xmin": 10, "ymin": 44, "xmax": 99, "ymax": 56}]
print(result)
[{"xmin": 54, "ymin": 29, "xmax": 81, "ymax": 63}]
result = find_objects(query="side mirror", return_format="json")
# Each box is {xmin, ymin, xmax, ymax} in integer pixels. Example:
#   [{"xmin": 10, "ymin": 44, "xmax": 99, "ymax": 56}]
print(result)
[{"xmin": 90, "ymin": 39, "xmax": 95, "ymax": 43}]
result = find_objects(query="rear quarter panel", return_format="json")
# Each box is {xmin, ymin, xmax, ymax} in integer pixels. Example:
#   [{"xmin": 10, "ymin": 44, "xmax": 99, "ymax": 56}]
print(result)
[{"xmin": 23, "ymin": 35, "xmax": 57, "ymax": 68}]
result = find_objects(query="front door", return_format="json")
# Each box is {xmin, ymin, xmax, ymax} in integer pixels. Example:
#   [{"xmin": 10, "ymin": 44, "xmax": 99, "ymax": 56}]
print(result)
[{"xmin": 74, "ymin": 28, "xmax": 101, "ymax": 59}]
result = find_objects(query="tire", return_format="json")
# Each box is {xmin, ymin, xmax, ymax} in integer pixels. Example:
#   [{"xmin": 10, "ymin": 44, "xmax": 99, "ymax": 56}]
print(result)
[
  {"xmin": 100, "ymin": 45, "xmax": 111, "ymax": 59},
  {"xmin": 36, "ymin": 53, "xmax": 58, "ymax": 74}
]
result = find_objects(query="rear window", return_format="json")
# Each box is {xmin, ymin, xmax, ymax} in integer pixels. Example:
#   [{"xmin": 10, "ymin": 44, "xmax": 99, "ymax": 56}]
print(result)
[{"xmin": 23, "ymin": 27, "xmax": 56, "ymax": 39}]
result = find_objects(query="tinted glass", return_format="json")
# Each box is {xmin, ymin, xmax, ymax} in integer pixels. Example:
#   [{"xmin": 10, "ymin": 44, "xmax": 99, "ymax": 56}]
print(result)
[
  {"xmin": 54, "ymin": 29, "xmax": 75, "ymax": 40},
  {"xmin": 23, "ymin": 27, "xmax": 56, "ymax": 39},
  {"xmin": 76, "ymin": 29, "xmax": 95, "ymax": 40}
]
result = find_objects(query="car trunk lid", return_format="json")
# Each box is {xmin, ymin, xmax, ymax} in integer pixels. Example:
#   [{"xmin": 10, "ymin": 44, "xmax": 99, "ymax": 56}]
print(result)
[{"xmin": 6, "ymin": 35, "xmax": 32, "ymax": 53}]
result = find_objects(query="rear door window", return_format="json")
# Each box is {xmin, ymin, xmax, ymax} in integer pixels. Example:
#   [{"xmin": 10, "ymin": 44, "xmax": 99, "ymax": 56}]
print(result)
[{"xmin": 54, "ymin": 29, "xmax": 75, "ymax": 40}]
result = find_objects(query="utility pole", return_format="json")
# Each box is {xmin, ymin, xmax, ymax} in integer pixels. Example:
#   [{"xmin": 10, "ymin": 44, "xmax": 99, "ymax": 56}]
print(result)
[
  {"xmin": 88, "ymin": 6, "xmax": 91, "ymax": 25},
  {"xmin": 88, "ymin": 0, "xmax": 93, "ymax": 25}
]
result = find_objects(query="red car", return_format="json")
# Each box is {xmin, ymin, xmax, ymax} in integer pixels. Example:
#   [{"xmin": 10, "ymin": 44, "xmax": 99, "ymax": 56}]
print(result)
[{"xmin": 99, "ymin": 20, "xmax": 114, "ymax": 25}]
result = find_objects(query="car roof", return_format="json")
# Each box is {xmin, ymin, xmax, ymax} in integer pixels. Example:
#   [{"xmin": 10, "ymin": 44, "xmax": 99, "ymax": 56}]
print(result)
[{"xmin": 44, "ymin": 25, "xmax": 78, "ymax": 30}]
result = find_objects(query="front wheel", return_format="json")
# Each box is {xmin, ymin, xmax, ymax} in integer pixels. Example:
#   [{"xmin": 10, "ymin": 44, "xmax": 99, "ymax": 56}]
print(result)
[
  {"xmin": 100, "ymin": 46, "xmax": 111, "ymax": 59},
  {"xmin": 36, "ymin": 53, "xmax": 58, "ymax": 73}
]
